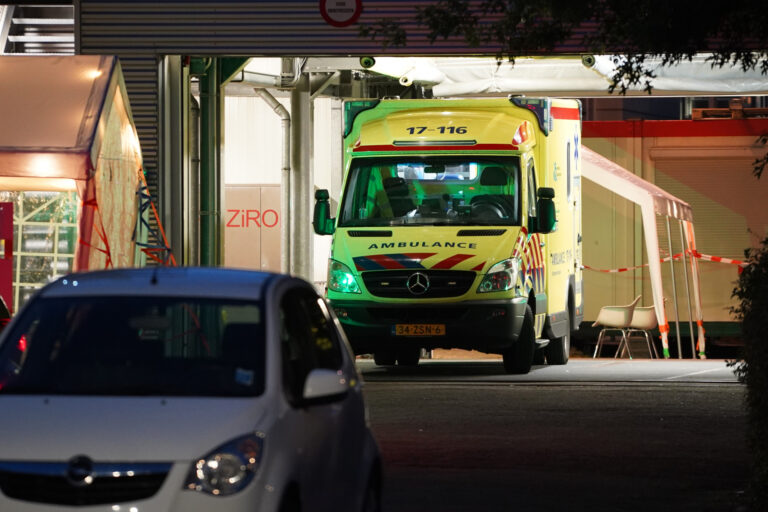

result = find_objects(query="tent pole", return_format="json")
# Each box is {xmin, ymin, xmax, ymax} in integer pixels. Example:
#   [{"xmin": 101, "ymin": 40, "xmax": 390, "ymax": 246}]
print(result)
[
  {"xmin": 679, "ymin": 220, "xmax": 696, "ymax": 357},
  {"xmin": 683, "ymin": 221, "xmax": 707, "ymax": 358},
  {"xmin": 641, "ymin": 205, "xmax": 670, "ymax": 358},
  {"xmin": 666, "ymin": 217, "xmax": 683, "ymax": 358}
]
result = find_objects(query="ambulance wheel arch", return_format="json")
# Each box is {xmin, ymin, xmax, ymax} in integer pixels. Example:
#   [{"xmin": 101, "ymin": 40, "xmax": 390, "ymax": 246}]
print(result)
[
  {"xmin": 503, "ymin": 304, "xmax": 536, "ymax": 374},
  {"xmin": 544, "ymin": 286, "xmax": 575, "ymax": 365},
  {"xmin": 544, "ymin": 277, "xmax": 578, "ymax": 340}
]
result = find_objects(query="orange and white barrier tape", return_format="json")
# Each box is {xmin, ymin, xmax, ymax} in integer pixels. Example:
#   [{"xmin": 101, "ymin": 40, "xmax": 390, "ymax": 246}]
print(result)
[
  {"xmin": 583, "ymin": 253, "xmax": 684, "ymax": 273},
  {"xmin": 584, "ymin": 250, "xmax": 748, "ymax": 273},
  {"xmin": 688, "ymin": 250, "xmax": 747, "ymax": 267}
]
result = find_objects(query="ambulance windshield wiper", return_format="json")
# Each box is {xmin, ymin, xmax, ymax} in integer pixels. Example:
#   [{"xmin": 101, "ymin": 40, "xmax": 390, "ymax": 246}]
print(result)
[{"xmin": 429, "ymin": 220, "xmax": 476, "ymax": 226}]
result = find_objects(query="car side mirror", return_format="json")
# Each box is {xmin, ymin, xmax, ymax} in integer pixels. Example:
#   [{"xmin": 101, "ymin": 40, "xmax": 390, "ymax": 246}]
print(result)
[
  {"xmin": 536, "ymin": 187, "xmax": 556, "ymax": 234},
  {"xmin": 313, "ymin": 189, "xmax": 336, "ymax": 235},
  {"xmin": 302, "ymin": 368, "xmax": 348, "ymax": 405}
]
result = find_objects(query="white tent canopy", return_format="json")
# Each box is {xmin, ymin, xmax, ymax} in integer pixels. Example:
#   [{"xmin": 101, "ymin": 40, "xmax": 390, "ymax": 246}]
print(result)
[
  {"xmin": 360, "ymin": 55, "xmax": 768, "ymax": 97},
  {"xmin": 582, "ymin": 147, "xmax": 706, "ymax": 357}
]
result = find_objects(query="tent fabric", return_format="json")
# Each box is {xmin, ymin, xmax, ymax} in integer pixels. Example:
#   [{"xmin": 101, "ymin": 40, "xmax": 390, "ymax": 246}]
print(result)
[
  {"xmin": 380, "ymin": 55, "xmax": 768, "ymax": 97},
  {"xmin": 0, "ymin": 55, "xmax": 142, "ymax": 271},
  {"xmin": 581, "ymin": 146, "xmax": 705, "ymax": 357},
  {"xmin": 582, "ymin": 147, "xmax": 694, "ymax": 222}
]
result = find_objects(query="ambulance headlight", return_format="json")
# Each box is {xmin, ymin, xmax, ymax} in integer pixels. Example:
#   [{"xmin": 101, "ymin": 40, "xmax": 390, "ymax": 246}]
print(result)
[
  {"xmin": 477, "ymin": 258, "xmax": 519, "ymax": 293},
  {"xmin": 327, "ymin": 259, "xmax": 362, "ymax": 294}
]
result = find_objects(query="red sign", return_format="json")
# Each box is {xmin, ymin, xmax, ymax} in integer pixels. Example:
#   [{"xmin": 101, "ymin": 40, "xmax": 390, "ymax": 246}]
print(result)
[
  {"xmin": 226, "ymin": 209, "xmax": 279, "ymax": 229},
  {"xmin": 319, "ymin": 0, "xmax": 362, "ymax": 27},
  {"xmin": 0, "ymin": 202, "xmax": 12, "ymax": 313}
]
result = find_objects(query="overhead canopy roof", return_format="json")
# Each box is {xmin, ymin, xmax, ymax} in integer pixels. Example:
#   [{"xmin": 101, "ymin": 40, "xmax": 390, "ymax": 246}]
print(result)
[
  {"xmin": 0, "ymin": 55, "xmax": 123, "ymax": 183},
  {"xmin": 353, "ymin": 54, "xmax": 768, "ymax": 97}
]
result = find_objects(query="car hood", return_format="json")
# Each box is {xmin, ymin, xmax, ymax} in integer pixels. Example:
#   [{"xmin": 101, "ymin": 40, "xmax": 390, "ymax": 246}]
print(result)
[{"xmin": 0, "ymin": 395, "xmax": 269, "ymax": 462}]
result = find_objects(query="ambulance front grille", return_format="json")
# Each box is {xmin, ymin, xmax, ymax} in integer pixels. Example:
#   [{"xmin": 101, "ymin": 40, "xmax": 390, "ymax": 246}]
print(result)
[
  {"xmin": 362, "ymin": 270, "xmax": 475, "ymax": 299},
  {"xmin": 456, "ymin": 229, "xmax": 507, "ymax": 236}
]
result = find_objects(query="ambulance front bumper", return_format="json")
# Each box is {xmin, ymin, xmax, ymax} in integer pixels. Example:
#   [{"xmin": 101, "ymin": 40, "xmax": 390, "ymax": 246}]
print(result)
[{"xmin": 329, "ymin": 297, "xmax": 529, "ymax": 354}]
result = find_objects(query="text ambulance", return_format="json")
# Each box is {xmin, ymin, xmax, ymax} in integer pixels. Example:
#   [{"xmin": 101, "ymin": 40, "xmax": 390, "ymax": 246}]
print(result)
[{"xmin": 314, "ymin": 97, "xmax": 583, "ymax": 374}]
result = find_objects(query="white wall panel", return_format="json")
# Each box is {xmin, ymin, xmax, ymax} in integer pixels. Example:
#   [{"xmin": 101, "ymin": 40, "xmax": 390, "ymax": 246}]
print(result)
[{"xmin": 224, "ymin": 95, "xmax": 341, "ymax": 285}]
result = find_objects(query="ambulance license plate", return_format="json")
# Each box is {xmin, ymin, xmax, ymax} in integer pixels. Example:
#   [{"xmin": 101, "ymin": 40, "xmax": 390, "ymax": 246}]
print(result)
[{"xmin": 393, "ymin": 324, "xmax": 446, "ymax": 336}]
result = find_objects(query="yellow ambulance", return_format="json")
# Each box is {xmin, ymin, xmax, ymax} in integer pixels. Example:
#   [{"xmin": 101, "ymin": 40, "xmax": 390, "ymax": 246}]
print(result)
[{"xmin": 314, "ymin": 97, "xmax": 583, "ymax": 374}]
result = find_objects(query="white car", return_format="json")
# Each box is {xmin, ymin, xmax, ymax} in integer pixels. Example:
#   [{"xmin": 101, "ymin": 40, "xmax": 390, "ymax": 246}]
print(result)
[{"xmin": 0, "ymin": 267, "xmax": 381, "ymax": 512}]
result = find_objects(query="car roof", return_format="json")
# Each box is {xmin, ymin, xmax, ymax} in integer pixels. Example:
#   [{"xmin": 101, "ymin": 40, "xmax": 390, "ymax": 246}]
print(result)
[{"xmin": 37, "ymin": 267, "xmax": 288, "ymax": 301}]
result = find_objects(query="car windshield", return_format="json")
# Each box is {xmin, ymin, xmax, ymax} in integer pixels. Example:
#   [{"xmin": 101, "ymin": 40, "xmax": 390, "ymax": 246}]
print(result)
[
  {"xmin": 338, "ymin": 156, "xmax": 521, "ymax": 227},
  {"xmin": 0, "ymin": 296, "xmax": 265, "ymax": 397}
]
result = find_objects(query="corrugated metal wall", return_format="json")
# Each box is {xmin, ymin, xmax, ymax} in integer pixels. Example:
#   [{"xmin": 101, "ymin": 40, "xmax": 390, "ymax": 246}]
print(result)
[
  {"xmin": 654, "ymin": 155, "xmax": 764, "ymax": 321},
  {"xmin": 584, "ymin": 132, "xmax": 768, "ymax": 323},
  {"xmin": 114, "ymin": 56, "xmax": 160, "ymax": 201},
  {"xmin": 78, "ymin": 0, "xmax": 593, "ymax": 56}
]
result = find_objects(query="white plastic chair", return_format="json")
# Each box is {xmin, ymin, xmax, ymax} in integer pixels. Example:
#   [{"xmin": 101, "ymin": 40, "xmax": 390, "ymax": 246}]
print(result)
[
  {"xmin": 624, "ymin": 305, "xmax": 661, "ymax": 359},
  {"xmin": 592, "ymin": 295, "xmax": 641, "ymax": 358}
]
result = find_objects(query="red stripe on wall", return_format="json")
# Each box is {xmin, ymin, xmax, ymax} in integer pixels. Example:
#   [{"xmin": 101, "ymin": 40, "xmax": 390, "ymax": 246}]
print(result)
[
  {"xmin": 353, "ymin": 144, "xmax": 518, "ymax": 152},
  {"xmin": 431, "ymin": 254, "xmax": 474, "ymax": 269},
  {"xmin": 583, "ymin": 119, "xmax": 768, "ymax": 138},
  {"xmin": 551, "ymin": 106, "xmax": 580, "ymax": 120}
]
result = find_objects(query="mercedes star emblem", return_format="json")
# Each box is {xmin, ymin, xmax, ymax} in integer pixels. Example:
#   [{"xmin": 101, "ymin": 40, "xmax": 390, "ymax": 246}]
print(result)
[
  {"xmin": 406, "ymin": 272, "xmax": 430, "ymax": 295},
  {"xmin": 66, "ymin": 455, "xmax": 95, "ymax": 487}
]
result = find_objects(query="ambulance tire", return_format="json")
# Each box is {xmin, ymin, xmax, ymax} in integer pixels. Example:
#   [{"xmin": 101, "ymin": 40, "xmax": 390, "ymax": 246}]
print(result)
[
  {"xmin": 503, "ymin": 305, "xmax": 535, "ymax": 374},
  {"xmin": 546, "ymin": 310, "xmax": 571, "ymax": 365},
  {"xmin": 373, "ymin": 351, "xmax": 397, "ymax": 366},
  {"xmin": 396, "ymin": 347, "xmax": 421, "ymax": 367}
]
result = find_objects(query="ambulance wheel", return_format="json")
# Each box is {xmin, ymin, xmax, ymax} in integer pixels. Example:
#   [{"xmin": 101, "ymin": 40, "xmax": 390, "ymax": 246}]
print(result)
[
  {"xmin": 373, "ymin": 351, "xmax": 396, "ymax": 366},
  {"xmin": 396, "ymin": 347, "xmax": 421, "ymax": 367},
  {"xmin": 546, "ymin": 310, "xmax": 571, "ymax": 365},
  {"xmin": 503, "ymin": 305, "xmax": 535, "ymax": 374}
]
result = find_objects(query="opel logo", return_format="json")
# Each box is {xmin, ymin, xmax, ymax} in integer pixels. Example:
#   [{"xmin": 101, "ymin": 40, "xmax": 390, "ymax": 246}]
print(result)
[
  {"xmin": 66, "ymin": 455, "xmax": 95, "ymax": 487},
  {"xmin": 406, "ymin": 272, "xmax": 430, "ymax": 295}
]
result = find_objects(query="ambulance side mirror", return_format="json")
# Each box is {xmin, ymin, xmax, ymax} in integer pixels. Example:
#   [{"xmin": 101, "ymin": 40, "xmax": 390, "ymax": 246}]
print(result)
[
  {"xmin": 313, "ymin": 189, "xmax": 336, "ymax": 235},
  {"xmin": 535, "ymin": 187, "xmax": 556, "ymax": 234}
]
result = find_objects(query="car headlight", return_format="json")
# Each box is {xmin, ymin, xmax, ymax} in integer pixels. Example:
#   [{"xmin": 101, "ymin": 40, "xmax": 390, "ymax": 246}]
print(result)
[
  {"xmin": 327, "ymin": 259, "xmax": 362, "ymax": 294},
  {"xmin": 477, "ymin": 258, "xmax": 520, "ymax": 293},
  {"xmin": 184, "ymin": 433, "xmax": 263, "ymax": 496}
]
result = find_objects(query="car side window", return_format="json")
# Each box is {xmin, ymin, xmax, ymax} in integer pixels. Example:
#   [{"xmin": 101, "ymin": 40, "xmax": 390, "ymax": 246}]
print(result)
[{"xmin": 279, "ymin": 288, "xmax": 343, "ymax": 406}]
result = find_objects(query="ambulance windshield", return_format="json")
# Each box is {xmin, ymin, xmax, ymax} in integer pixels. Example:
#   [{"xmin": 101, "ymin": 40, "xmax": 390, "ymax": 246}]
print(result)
[{"xmin": 338, "ymin": 156, "xmax": 521, "ymax": 227}]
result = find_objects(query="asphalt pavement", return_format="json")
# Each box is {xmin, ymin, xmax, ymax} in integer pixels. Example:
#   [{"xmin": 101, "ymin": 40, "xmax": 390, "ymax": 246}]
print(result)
[
  {"xmin": 357, "ymin": 357, "xmax": 742, "ymax": 384},
  {"xmin": 358, "ymin": 357, "xmax": 749, "ymax": 512}
]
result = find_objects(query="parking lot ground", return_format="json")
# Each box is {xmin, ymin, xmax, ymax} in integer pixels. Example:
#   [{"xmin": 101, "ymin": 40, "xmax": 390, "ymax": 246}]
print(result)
[
  {"xmin": 359, "ymin": 360, "xmax": 748, "ymax": 512},
  {"xmin": 358, "ymin": 357, "xmax": 742, "ymax": 384}
]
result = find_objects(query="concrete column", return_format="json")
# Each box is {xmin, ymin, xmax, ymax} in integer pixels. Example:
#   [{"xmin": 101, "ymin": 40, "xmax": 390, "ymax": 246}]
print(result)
[{"xmin": 290, "ymin": 73, "xmax": 313, "ymax": 280}]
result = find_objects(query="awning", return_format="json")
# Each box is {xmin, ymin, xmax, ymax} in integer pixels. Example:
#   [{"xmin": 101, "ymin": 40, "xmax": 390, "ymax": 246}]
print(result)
[{"xmin": 582, "ymin": 147, "xmax": 706, "ymax": 357}]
